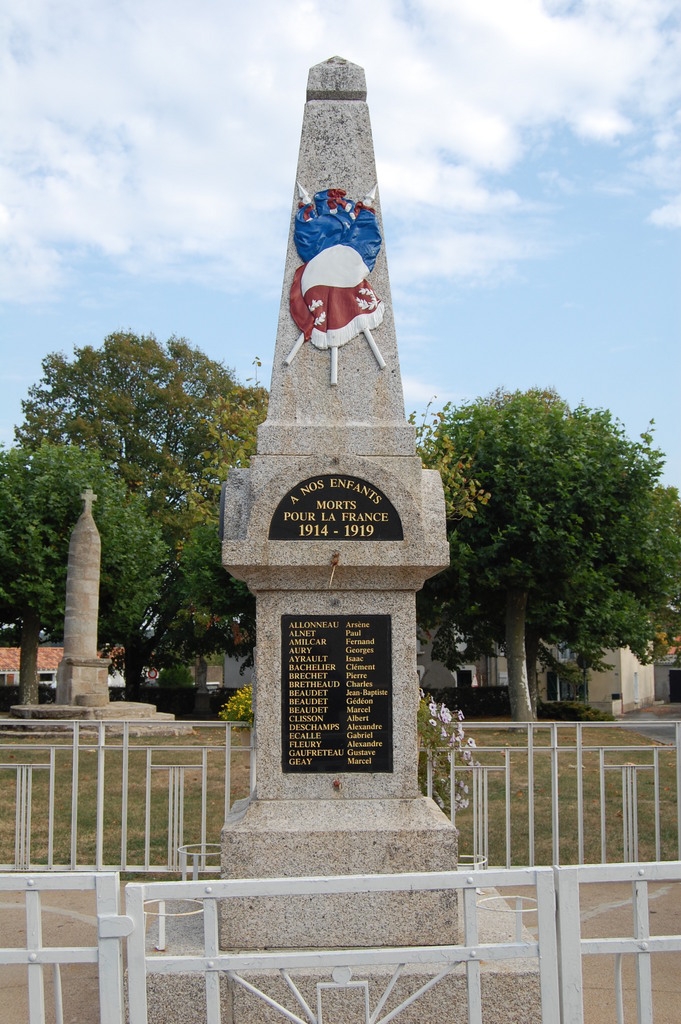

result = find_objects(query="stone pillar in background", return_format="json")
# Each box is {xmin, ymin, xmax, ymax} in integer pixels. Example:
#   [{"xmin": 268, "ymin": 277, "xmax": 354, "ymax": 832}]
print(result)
[
  {"xmin": 55, "ymin": 489, "xmax": 111, "ymax": 707},
  {"xmin": 220, "ymin": 57, "xmax": 456, "ymax": 952}
]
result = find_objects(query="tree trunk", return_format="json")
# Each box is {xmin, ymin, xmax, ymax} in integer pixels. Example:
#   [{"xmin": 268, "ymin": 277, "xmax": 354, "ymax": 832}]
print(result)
[
  {"xmin": 525, "ymin": 631, "xmax": 540, "ymax": 717},
  {"xmin": 505, "ymin": 589, "xmax": 534, "ymax": 721},
  {"xmin": 19, "ymin": 608, "xmax": 41, "ymax": 705},
  {"xmin": 124, "ymin": 636, "xmax": 149, "ymax": 701},
  {"xmin": 194, "ymin": 655, "xmax": 211, "ymax": 718}
]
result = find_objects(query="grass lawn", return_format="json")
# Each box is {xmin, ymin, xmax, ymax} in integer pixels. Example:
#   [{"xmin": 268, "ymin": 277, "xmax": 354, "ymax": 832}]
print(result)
[
  {"xmin": 0, "ymin": 725, "xmax": 251, "ymax": 872},
  {"xmin": 423, "ymin": 722, "xmax": 680, "ymax": 867}
]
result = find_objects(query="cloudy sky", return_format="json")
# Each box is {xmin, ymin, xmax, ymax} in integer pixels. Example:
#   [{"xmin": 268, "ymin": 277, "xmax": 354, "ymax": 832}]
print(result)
[{"xmin": 1, "ymin": 0, "xmax": 679, "ymax": 485}]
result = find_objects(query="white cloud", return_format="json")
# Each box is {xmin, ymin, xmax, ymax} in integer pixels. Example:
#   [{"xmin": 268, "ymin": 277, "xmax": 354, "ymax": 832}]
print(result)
[
  {"xmin": 0, "ymin": 0, "xmax": 680, "ymax": 300},
  {"xmin": 389, "ymin": 217, "xmax": 549, "ymax": 289},
  {"xmin": 401, "ymin": 374, "xmax": 461, "ymax": 411},
  {"xmin": 649, "ymin": 195, "xmax": 681, "ymax": 227},
  {"xmin": 538, "ymin": 169, "xmax": 578, "ymax": 195},
  {"xmin": 379, "ymin": 160, "xmax": 522, "ymax": 215}
]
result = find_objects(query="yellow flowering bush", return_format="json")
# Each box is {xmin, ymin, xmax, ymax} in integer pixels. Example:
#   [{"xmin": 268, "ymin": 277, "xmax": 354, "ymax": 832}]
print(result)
[{"xmin": 218, "ymin": 684, "xmax": 254, "ymax": 725}]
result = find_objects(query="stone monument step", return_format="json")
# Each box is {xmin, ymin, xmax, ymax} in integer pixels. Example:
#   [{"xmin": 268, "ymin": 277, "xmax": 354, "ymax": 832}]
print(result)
[{"xmin": 9, "ymin": 702, "xmax": 175, "ymax": 721}]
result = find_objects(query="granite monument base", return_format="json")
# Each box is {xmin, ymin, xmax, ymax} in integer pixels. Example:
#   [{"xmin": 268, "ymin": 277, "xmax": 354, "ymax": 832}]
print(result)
[
  {"xmin": 143, "ymin": 892, "xmax": 541, "ymax": 1024},
  {"xmin": 220, "ymin": 796, "xmax": 459, "ymax": 949},
  {"xmin": 55, "ymin": 654, "xmax": 111, "ymax": 705}
]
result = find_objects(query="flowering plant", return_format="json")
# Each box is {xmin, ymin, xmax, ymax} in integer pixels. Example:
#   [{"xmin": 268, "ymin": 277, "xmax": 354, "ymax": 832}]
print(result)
[
  {"xmin": 418, "ymin": 689, "xmax": 477, "ymax": 813},
  {"xmin": 218, "ymin": 684, "xmax": 254, "ymax": 726}
]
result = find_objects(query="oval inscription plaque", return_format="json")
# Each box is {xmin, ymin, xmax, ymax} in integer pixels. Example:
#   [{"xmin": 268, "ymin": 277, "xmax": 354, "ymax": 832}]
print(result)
[{"xmin": 268, "ymin": 474, "xmax": 403, "ymax": 541}]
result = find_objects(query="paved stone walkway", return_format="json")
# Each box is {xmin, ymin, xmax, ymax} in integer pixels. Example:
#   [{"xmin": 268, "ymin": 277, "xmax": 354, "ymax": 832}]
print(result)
[{"xmin": 619, "ymin": 703, "xmax": 681, "ymax": 745}]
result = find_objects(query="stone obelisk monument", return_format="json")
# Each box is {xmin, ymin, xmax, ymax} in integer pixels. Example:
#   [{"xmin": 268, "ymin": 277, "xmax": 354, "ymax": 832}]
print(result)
[
  {"xmin": 12, "ymin": 488, "xmax": 173, "ymax": 723},
  {"xmin": 221, "ymin": 55, "xmax": 457, "ymax": 953},
  {"xmin": 55, "ymin": 488, "xmax": 111, "ymax": 706}
]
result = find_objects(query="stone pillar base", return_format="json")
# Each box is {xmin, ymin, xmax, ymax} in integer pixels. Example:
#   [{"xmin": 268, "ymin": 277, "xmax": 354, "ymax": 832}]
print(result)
[
  {"xmin": 56, "ymin": 656, "xmax": 111, "ymax": 706},
  {"xmin": 144, "ymin": 927, "xmax": 541, "ymax": 1024},
  {"xmin": 9, "ymin": 702, "xmax": 175, "ymax": 722},
  {"xmin": 75, "ymin": 693, "xmax": 110, "ymax": 707}
]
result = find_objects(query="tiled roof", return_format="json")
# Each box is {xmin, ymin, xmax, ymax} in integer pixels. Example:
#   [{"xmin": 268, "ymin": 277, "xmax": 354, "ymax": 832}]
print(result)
[{"xmin": 0, "ymin": 647, "xmax": 63, "ymax": 672}]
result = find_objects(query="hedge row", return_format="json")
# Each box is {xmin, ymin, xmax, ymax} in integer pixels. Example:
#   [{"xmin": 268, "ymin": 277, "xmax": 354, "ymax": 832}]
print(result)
[
  {"xmin": 0, "ymin": 684, "xmax": 613, "ymax": 721},
  {"xmin": 0, "ymin": 685, "xmax": 234, "ymax": 717},
  {"xmin": 424, "ymin": 686, "xmax": 511, "ymax": 718},
  {"xmin": 423, "ymin": 688, "xmax": 613, "ymax": 721}
]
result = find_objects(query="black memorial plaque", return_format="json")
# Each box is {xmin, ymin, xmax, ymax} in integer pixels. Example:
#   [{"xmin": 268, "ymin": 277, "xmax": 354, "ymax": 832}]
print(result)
[
  {"xmin": 282, "ymin": 614, "xmax": 393, "ymax": 773},
  {"xmin": 269, "ymin": 475, "xmax": 403, "ymax": 541}
]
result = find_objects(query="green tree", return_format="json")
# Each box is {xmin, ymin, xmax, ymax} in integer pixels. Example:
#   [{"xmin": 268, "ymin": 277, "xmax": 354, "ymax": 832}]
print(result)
[
  {"xmin": 418, "ymin": 389, "xmax": 681, "ymax": 721},
  {"xmin": 0, "ymin": 443, "xmax": 165, "ymax": 703},
  {"xmin": 15, "ymin": 332, "xmax": 268, "ymax": 695},
  {"xmin": 412, "ymin": 404, "xmax": 490, "ymax": 521},
  {"xmin": 156, "ymin": 523, "xmax": 255, "ymax": 672},
  {"xmin": 17, "ymin": 333, "xmax": 243, "ymax": 532}
]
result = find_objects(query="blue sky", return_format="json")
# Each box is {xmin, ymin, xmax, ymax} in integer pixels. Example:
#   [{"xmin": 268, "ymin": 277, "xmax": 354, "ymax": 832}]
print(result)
[{"xmin": 1, "ymin": 0, "xmax": 679, "ymax": 486}]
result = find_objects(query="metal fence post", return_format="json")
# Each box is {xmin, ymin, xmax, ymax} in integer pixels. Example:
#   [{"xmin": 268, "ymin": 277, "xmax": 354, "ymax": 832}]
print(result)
[
  {"xmin": 554, "ymin": 865, "xmax": 584, "ymax": 1024},
  {"xmin": 535, "ymin": 868, "xmax": 561, "ymax": 1024},
  {"xmin": 96, "ymin": 873, "xmax": 131, "ymax": 1024},
  {"xmin": 125, "ymin": 881, "xmax": 150, "ymax": 1024}
]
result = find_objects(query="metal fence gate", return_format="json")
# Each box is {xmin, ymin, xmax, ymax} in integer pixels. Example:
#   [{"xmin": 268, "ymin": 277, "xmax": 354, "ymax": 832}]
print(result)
[
  {"xmin": 3, "ymin": 863, "xmax": 681, "ymax": 1023},
  {"xmin": 0, "ymin": 871, "xmax": 129, "ymax": 1024}
]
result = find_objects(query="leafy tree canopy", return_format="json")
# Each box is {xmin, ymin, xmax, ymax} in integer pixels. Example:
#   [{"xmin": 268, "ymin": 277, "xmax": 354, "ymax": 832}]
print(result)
[
  {"xmin": 14, "ymin": 332, "xmax": 268, "ymax": 694},
  {"xmin": 155, "ymin": 523, "xmax": 255, "ymax": 669},
  {"xmin": 16, "ymin": 332, "xmax": 265, "ymax": 538},
  {"xmin": 417, "ymin": 388, "xmax": 681, "ymax": 721}
]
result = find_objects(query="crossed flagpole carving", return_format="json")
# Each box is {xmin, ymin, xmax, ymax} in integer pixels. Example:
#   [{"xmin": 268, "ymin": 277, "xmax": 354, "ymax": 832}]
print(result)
[{"xmin": 285, "ymin": 326, "xmax": 386, "ymax": 386}]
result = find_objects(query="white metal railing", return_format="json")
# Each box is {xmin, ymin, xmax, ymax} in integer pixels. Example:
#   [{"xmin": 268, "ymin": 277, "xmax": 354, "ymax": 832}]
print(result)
[
  {"xmin": 554, "ymin": 861, "xmax": 681, "ymax": 1024},
  {"xmin": 423, "ymin": 720, "xmax": 681, "ymax": 869},
  {"xmin": 2, "ymin": 862, "xmax": 681, "ymax": 1023},
  {"xmin": 2, "ymin": 719, "xmax": 680, "ymax": 873},
  {"xmin": 125, "ymin": 866, "xmax": 561, "ymax": 1024},
  {"xmin": 124, "ymin": 862, "xmax": 681, "ymax": 1024},
  {"xmin": 0, "ymin": 871, "xmax": 130, "ymax": 1024},
  {"xmin": 0, "ymin": 720, "xmax": 252, "ymax": 873}
]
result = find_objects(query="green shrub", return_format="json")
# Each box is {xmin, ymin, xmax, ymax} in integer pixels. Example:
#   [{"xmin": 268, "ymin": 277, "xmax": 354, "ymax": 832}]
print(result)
[
  {"xmin": 538, "ymin": 700, "xmax": 615, "ymax": 722},
  {"xmin": 158, "ymin": 665, "xmax": 194, "ymax": 688},
  {"xmin": 218, "ymin": 684, "xmax": 254, "ymax": 725}
]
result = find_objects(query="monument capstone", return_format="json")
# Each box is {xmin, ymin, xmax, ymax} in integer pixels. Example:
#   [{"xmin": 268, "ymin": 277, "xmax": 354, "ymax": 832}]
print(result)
[{"xmin": 220, "ymin": 55, "xmax": 458, "ymax": 951}]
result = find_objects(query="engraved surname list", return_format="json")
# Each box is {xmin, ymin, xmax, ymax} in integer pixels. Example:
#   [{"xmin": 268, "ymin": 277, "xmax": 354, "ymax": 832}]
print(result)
[{"xmin": 282, "ymin": 615, "xmax": 392, "ymax": 773}]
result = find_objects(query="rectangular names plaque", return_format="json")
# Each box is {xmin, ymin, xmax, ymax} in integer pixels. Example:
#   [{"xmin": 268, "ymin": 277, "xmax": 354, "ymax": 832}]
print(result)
[{"xmin": 282, "ymin": 614, "xmax": 393, "ymax": 773}]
